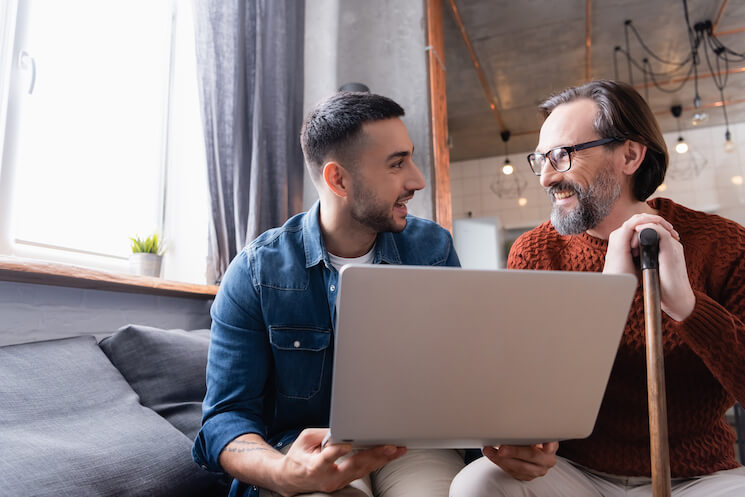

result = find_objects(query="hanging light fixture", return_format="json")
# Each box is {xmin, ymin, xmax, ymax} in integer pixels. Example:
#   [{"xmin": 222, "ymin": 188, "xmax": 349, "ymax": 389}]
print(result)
[
  {"xmin": 500, "ymin": 131, "xmax": 514, "ymax": 175},
  {"xmin": 721, "ymin": 89, "xmax": 736, "ymax": 153},
  {"xmin": 613, "ymin": 8, "xmax": 743, "ymax": 151},
  {"xmin": 491, "ymin": 129, "xmax": 527, "ymax": 202},
  {"xmin": 691, "ymin": 91, "xmax": 708, "ymax": 126},
  {"xmin": 725, "ymin": 131, "xmax": 736, "ymax": 153},
  {"xmin": 490, "ymin": 133, "xmax": 527, "ymax": 204},
  {"xmin": 668, "ymin": 106, "xmax": 708, "ymax": 180},
  {"xmin": 671, "ymin": 105, "xmax": 688, "ymax": 154}
]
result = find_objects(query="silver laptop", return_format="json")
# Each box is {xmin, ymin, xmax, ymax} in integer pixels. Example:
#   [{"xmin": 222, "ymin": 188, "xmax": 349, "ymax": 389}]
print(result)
[{"xmin": 326, "ymin": 264, "xmax": 637, "ymax": 448}]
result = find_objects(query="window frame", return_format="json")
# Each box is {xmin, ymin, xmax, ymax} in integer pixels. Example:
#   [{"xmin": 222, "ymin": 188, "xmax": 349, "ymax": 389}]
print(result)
[{"xmin": 0, "ymin": 0, "xmax": 178, "ymax": 274}]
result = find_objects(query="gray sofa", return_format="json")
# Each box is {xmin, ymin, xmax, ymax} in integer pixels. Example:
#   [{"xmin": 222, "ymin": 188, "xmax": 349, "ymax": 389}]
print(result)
[{"xmin": 0, "ymin": 324, "xmax": 229, "ymax": 497}]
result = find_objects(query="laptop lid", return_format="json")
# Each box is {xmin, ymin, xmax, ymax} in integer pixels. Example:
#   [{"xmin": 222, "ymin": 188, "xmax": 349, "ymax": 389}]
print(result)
[{"xmin": 326, "ymin": 264, "xmax": 637, "ymax": 449}]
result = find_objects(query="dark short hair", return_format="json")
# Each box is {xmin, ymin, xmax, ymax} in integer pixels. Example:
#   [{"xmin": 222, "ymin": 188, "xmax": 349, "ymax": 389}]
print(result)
[
  {"xmin": 539, "ymin": 80, "xmax": 668, "ymax": 201},
  {"xmin": 300, "ymin": 92, "xmax": 405, "ymax": 178}
]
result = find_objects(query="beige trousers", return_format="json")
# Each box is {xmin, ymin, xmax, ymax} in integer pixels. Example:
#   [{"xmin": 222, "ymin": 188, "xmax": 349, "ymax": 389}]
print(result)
[
  {"xmin": 449, "ymin": 455, "xmax": 745, "ymax": 497},
  {"xmin": 259, "ymin": 444, "xmax": 465, "ymax": 497}
]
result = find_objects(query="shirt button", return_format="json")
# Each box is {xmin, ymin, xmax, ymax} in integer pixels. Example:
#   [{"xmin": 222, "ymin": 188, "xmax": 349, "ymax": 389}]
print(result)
[
  {"xmin": 277, "ymin": 441, "xmax": 283, "ymax": 447},
  {"xmin": 293, "ymin": 340, "xmax": 301, "ymax": 348},
  {"xmin": 201, "ymin": 464, "xmax": 208, "ymax": 470},
  {"xmin": 330, "ymin": 284, "xmax": 336, "ymax": 292}
]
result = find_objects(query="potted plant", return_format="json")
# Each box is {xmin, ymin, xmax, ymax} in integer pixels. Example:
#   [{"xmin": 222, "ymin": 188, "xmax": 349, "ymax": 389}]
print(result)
[{"xmin": 128, "ymin": 233, "xmax": 165, "ymax": 277}]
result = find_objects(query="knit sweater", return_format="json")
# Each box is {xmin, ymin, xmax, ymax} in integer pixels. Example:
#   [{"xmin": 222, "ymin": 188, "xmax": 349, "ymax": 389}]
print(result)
[{"xmin": 507, "ymin": 197, "xmax": 745, "ymax": 477}]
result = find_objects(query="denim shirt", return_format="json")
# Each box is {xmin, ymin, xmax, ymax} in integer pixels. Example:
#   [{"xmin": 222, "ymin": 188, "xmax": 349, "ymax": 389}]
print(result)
[{"xmin": 192, "ymin": 201, "xmax": 460, "ymax": 497}]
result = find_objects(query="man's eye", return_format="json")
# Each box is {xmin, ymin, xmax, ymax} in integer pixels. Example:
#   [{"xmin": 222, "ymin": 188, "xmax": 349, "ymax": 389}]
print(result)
[
  {"xmin": 551, "ymin": 149, "xmax": 569, "ymax": 161},
  {"xmin": 392, "ymin": 160, "xmax": 404, "ymax": 168}
]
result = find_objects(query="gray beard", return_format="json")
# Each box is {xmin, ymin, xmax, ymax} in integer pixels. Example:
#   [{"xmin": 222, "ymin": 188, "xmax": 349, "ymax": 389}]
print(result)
[{"xmin": 549, "ymin": 168, "xmax": 621, "ymax": 235}]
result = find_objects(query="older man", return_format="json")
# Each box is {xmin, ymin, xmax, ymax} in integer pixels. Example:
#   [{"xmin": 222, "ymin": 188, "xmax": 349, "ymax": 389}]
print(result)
[{"xmin": 451, "ymin": 80, "xmax": 745, "ymax": 496}]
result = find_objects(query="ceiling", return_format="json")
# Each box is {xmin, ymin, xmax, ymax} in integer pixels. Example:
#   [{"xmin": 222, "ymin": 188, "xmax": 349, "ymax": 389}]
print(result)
[{"xmin": 442, "ymin": 0, "xmax": 745, "ymax": 162}]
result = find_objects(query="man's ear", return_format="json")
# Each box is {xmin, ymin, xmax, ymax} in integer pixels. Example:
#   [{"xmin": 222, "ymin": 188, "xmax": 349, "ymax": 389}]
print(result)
[
  {"xmin": 621, "ymin": 140, "xmax": 647, "ymax": 176},
  {"xmin": 323, "ymin": 161, "xmax": 350, "ymax": 198}
]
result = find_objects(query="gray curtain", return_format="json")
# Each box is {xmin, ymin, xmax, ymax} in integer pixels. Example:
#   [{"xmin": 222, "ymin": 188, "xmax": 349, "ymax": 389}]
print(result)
[{"xmin": 193, "ymin": 0, "xmax": 305, "ymax": 283}]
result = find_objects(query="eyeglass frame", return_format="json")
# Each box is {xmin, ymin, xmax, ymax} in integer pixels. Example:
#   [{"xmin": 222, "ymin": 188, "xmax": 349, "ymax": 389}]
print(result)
[{"xmin": 526, "ymin": 136, "xmax": 625, "ymax": 176}]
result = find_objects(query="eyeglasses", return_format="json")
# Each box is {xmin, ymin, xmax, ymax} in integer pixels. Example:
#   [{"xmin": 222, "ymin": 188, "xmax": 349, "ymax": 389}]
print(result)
[{"xmin": 526, "ymin": 137, "xmax": 624, "ymax": 176}]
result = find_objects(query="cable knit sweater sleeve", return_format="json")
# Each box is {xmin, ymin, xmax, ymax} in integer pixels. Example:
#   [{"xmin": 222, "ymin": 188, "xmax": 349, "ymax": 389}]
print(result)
[{"xmin": 669, "ymin": 204, "xmax": 745, "ymax": 405}]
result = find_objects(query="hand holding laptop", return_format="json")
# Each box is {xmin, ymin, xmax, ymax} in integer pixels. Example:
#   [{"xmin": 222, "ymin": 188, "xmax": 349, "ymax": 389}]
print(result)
[
  {"xmin": 279, "ymin": 429, "xmax": 406, "ymax": 495},
  {"xmin": 482, "ymin": 442, "xmax": 559, "ymax": 482}
]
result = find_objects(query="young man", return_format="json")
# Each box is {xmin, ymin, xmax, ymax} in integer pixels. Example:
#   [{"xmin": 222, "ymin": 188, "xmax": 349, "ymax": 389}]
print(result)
[
  {"xmin": 193, "ymin": 92, "xmax": 465, "ymax": 497},
  {"xmin": 450, "ymin": 80, "xmax": 745, "ymax": 496}
]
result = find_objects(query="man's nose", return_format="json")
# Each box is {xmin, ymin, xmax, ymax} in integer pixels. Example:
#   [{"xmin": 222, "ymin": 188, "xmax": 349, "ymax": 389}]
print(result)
[
  {"xmin": 407, "ymin": 161, "xmax": 426, "ymax": 191},
  {"xmin": 539, "ymin": 162, "xmax": 561, "ymax": 189}
]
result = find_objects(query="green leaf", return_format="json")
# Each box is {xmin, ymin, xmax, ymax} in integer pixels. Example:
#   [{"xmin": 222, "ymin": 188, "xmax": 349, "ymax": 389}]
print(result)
[{"xmin": 128, "ymin": 232, "xmax": 165, "ymax": 254}]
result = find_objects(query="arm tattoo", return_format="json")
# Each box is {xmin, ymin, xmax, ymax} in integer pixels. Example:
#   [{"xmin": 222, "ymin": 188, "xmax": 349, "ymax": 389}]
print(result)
[{"xmin": 225, "ymin": 440, "xmax": 277, "ymax": 454}]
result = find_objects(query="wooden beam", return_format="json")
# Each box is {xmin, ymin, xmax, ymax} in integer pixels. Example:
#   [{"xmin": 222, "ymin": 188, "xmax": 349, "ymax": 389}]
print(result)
[
  {"xmin": 712, "ymin": 0, "xmax": 728, "ymax": 34},
  {"xmin": 713, "ymin": 26, "xmax": 745, "ymax": 37},
  {"xmin": 426, "ymin": 0, "xmax": 452, "ymax": 232},
  {"xmin": 652, "ymin": 97, "xmax": 745, "ymax": 116},
  {"xmin": 585, "ymin": 0, "xmax": 592, "ymax": 82},
  {"xmin": 447, "ymin": 0, "xmax": 507, "ymax": 132}
]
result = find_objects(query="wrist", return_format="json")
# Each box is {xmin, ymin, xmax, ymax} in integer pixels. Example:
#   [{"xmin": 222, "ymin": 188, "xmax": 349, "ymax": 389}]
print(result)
[
  {"xmin": 273, "ymin": 454, "xmax": 300, "ymax": 497},
  {"xmin": 667, "ymin": 291, "xmax": 696, "ymax": 322}
]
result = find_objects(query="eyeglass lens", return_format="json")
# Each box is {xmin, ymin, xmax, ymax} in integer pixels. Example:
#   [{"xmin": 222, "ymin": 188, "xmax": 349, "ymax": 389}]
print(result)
[{"xmin": 529, "ymin": 147, "xmax": 571, "ymax": 175}]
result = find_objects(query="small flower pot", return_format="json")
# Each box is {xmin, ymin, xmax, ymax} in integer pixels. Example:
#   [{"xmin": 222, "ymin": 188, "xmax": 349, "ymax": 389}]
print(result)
[{"xmin": 129, "ymin": 253, "xmax": 163, "ymax": 278}]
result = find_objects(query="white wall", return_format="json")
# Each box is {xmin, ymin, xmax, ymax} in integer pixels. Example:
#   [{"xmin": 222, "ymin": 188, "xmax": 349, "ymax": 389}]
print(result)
[{"xmin": 451, "ymin": 122, "xmax": 745, "ymax": 230}]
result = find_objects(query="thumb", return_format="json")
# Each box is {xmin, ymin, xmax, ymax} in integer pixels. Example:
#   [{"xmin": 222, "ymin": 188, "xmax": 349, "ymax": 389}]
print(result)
[{"xmin": 541, "ymin": 441, "xmax": 559, "ymax": 454}]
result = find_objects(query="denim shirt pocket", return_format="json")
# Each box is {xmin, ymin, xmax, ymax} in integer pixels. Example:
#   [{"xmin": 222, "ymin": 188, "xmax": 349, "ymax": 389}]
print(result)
[{"xmin": 269, "ymin": 326, "xmax": 332, "ymax": 400}]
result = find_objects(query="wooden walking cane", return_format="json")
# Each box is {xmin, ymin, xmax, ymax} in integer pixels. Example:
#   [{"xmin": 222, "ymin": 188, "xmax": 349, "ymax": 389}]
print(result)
[{"xmin": 639, "ymin": 228, "xmax": 672, "ymax": 497}]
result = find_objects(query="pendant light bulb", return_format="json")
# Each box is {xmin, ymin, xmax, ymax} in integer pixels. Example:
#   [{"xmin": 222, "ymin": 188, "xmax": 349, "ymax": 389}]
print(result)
[
  {"xmin": 691, "ymin": 112, "xmax": 708, "ymax": 126},
  {"xmin": 502, "ymin": 159, "xmax": 514, "ymax": 175},
  {"xmin": 724, "ymin": 131, "xmax": 735, "ymax": 153},
  {"xmin": 675, "ymin": 136, "xmax": 688, "ymax": 154}
]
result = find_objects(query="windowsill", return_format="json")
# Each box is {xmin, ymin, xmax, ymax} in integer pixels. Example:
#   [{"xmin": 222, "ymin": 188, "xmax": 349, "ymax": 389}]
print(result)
[{"xmin": 0, "ymin": 256, "xmax": 218, "ymax": 299}]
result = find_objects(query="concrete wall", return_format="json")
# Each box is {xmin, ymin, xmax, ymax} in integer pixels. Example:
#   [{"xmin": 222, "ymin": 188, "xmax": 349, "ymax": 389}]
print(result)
[
  {"xmin": 302, "ymin": 0, "xmax": 435, "ymax": 220},
  {"xmin": 0, "ymin": 281, "xmax": 212, "ymax": 346}
]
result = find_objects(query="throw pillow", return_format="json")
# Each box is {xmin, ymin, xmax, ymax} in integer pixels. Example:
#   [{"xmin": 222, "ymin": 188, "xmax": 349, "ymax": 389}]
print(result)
[
  {"xmin": 0, "ymin": 335, "xmax": 223, "ymax": 497},
  {"xmin": 99, "ymin": 324, "xmax": 210, "ymax": 440}
]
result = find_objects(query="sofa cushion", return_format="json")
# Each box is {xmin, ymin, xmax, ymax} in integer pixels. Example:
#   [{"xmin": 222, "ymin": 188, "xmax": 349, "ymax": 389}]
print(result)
[
  {"xmin": 99, "ymin": 324, "xmax": 210, "ymax": 441},
  {"xmin": 0, "ymin": 335, "xmax": 223, "ymax": 497}
]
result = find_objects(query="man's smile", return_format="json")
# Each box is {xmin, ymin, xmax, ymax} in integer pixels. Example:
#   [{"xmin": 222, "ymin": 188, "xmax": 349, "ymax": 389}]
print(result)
[{"xmin": 394, "ymin": 196, "xmax": 411, "ymax": 215}]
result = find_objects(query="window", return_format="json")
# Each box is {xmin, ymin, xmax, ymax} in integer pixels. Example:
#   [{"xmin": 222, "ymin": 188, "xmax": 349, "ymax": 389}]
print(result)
[{"xmin": 0, "ymin": 0, "xmax": 209, "ymax": 282}]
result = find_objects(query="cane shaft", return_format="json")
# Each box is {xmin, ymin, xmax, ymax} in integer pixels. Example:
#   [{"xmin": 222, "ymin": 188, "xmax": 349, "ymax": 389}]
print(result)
[{"xmin": 642, "ymin": 268, "xmax": 672, "ymax": 497}]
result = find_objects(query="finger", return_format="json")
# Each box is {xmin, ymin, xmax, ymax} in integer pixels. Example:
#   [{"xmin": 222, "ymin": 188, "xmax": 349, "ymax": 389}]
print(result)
[
  {"xmin": 634, "ymin": 220, "xmax": 678, "ymax": 240},
  {"xmin": 627, "ymin": 215, "xmax": 678, "ymax": 241},
  {"xmin": 298, "ymin": 428, "xmax": 330, "ymax": 446},
  {"xmin": 541, "ymin": 441, "xmax": 559, "ymax": 454},
  {"xmin": 492, "ymin": 454, "xmax": 551, "ymax": 481},
  {"xmin": 319, "ymin": 443, "xmax": 353, "ymax": 463},
  {"xmin": 497, "ymin": 445, "xmax": 539, "ymax": 460},
  {"xmin": 334, "ymin": 446, "xmax": 399, "ymax": 479},
  {"xmin": 499, "ymin": 445, "xmax": 557, "ymax": 468},
  {"xmin": 633, "ymin": 223, "xmax": 677, "ymax": 251},
  {"xmin": 482, "ymin": 446, "xmax": 500, "ymax": 465}
]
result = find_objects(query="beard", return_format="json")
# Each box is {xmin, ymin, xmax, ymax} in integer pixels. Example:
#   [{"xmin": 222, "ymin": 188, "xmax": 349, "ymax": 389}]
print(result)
[
  {"xmin": 548, "ymin": 166, "xmax": 621, "ymax": 235},
  {"xmin": 350, "ymin": 182, "xmax": 412, "ymax": 234}
]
